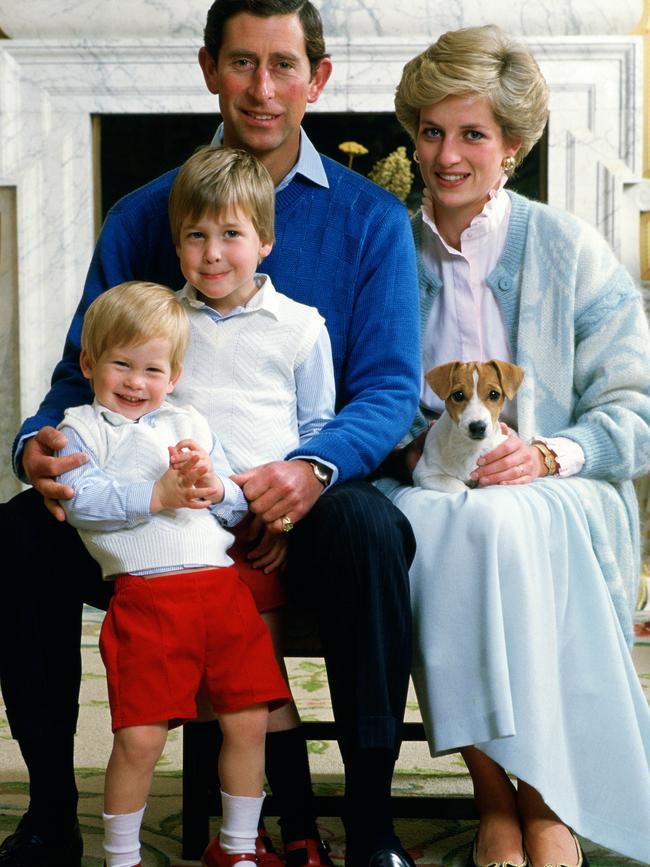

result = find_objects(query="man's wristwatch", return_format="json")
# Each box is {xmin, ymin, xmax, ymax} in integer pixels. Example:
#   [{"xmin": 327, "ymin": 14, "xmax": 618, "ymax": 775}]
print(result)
[
  {"xmin": 308, "ymin": 460, "xmax": 332, "ymax": 488},
  {"xmin": 532, "ymin": 440, "xmax": 558, "ymax": 476}
]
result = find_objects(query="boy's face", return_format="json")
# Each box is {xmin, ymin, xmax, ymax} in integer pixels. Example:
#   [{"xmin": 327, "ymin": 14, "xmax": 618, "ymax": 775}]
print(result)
[
  {"xmin": 176, "ymin": 208, "xmax": 272, "ymax": 314},
  {"xmin": 80, "ymin": 338, "xmax": 179, "ymax": 421}
]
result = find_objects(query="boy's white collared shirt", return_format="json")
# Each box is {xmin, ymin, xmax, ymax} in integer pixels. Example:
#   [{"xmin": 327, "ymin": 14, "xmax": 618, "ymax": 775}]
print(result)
[
  {"xmin": 177, "ymin": 274, "xmax": 338, "ymax": 482},
  {"xmin": 179, "ymin": 273, "xmax": 281, "ymax": 321}
]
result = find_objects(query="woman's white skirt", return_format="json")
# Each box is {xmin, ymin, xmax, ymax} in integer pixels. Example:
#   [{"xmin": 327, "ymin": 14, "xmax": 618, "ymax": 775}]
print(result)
[{"xmin": 382, "ymin": 477, "xmax": 650, "ymax": 862}]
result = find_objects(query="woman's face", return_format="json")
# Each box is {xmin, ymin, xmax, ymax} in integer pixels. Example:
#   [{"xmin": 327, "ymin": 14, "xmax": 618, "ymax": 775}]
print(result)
[{"xmin": 415, "ymin": 93, "xmax": 520, "ymax": 229}]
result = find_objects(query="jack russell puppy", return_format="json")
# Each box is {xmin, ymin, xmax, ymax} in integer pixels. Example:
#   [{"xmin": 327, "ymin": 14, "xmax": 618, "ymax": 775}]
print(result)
[{"xmin": 413, "ymin": 359, "xmax": 525, "ymax": 493}]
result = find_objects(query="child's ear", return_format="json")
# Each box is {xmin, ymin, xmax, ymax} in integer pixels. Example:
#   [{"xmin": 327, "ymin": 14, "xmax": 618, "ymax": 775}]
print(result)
[
  {"xmin": 79, "ymin": 350, "xmax": 93, "ymax": 381},
  {"xmin": 167, "ymin": 365, "xmax": 183, "ymax": 393},
  {"xmin": 259, "ymin": 240, "xmax": 273, "ymax": 261}
]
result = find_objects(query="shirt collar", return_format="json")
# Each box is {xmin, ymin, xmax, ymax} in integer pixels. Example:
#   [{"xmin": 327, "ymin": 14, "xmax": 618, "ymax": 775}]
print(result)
[
  {"xmin": 211, "ymin": 123, "xmax": 328, "ymax": 191},
  {"xmin": 179, "ymin": 273, "xmax": 283, "ymax": 322},
  {"xmin": 421, "ymin": 175, "xmax": 510, "ymax": 253},
  {"xmin": 93, "ymin": 400, "xmax": 168, "ymax": 427}
]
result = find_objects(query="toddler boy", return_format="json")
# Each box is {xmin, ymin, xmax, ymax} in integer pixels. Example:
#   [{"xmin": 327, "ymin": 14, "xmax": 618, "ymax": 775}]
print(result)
[{"xmin": 58, "ymin": 280, "xmax": 290, "ymax": 867}]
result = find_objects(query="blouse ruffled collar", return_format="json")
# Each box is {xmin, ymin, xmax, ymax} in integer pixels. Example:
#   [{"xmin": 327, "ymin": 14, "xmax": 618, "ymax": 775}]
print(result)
[{"xmin": 422, "ymin": 174, "xmax": 510, "ymax": 250}]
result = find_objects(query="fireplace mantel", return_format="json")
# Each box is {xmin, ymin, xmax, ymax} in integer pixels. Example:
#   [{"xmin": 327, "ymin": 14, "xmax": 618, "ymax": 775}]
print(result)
[{"xmin": 0, "ymin": 0, "xmax": 642, "ymax": 39}]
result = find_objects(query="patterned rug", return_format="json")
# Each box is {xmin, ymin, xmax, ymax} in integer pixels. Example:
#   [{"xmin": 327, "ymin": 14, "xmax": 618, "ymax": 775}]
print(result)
[{"xmin": 1, "ymin": 606, "xmax": 649, "ymax": 866}]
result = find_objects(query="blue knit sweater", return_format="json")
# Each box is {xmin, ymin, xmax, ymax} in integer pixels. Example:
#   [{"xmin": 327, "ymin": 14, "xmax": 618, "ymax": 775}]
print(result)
[{"xmin": 16, "ymin": 155, "xmax": 420, "ymax": 482}]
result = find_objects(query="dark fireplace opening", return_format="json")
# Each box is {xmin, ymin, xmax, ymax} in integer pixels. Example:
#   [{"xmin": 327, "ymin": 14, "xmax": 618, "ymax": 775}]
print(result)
[{"xmin": 99, "ymin": 112, "xmax": 546, "ymax": 222}]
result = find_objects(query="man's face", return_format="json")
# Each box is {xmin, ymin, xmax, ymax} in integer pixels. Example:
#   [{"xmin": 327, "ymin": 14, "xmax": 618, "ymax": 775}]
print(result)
[{"xmin": 199, "ymin": 12, "xmax": 331, "ymax": 174}]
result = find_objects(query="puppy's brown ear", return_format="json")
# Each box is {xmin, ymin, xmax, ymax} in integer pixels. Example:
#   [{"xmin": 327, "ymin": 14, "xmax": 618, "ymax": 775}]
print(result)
[
  {"xmin": 426, "ymin": 361, "xmax": 461, "ymax": 399},
  {"xmin": 488, "ymin": 360, "xmax": 525, "ymax": 399}
]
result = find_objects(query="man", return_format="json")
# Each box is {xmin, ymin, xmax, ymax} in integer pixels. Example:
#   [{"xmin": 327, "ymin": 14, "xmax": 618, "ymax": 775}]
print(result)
[{"xmin": 0, "ymin": 2, "xmax": 420, "ymax": 866}]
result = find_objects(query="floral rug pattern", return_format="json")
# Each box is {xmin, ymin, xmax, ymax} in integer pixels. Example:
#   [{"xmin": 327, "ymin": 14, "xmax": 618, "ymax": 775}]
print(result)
[{"xmin": 1, "ymin": 606, "xmax": 649, "ymax": 866}]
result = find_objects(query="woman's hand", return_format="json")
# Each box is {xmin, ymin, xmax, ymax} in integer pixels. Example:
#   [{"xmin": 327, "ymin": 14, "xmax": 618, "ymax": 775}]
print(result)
[
  {"xmin": 470, "ymin": 424, "xmax": 546, "ymax": 486},
  {"xmin": 379, "ymin": 427, "xmax": 431, "ymax": 485}
]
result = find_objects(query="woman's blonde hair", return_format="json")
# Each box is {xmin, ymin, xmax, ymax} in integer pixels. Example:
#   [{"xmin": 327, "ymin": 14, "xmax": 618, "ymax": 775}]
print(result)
[
  {"xmin": 81, "ymin": 281, "xmax": 190, "ymax": 376},
  {"xmin": 394, "ymin": 25, "xmax": 549, "ymax": 168},
  {"xmin": 169, "ymin": 145, "xmax": 275, "ymax": 246}
]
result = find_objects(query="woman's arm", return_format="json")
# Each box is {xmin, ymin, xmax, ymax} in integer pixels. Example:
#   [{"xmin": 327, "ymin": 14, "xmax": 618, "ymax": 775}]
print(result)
[{"xmin": 555, "ymin": 276, "xmax": 650, "ymax": 480}]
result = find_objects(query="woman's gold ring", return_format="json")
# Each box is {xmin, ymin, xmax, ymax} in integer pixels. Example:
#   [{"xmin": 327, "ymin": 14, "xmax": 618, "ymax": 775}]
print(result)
[{"xmin": 281, "ymin": 515, "xmax": 294, "ymax": 533}]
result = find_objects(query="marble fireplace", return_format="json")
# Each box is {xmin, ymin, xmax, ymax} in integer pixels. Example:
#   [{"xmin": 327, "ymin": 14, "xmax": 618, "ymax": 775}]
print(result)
[{"xmin": 0, "ymin": 0, "xmax": 649, "ymax": 497}]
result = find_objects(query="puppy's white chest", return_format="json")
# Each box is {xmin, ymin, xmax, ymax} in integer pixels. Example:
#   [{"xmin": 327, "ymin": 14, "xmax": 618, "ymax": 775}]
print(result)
[{"xmin": 413, "ymin": 413, "xmax": 503, "ymax": 493}]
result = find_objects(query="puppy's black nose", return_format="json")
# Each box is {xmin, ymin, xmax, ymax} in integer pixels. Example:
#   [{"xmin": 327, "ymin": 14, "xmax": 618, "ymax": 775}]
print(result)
[{"xmin": 468, "ymin": 421, "xmax": 487, "ymax": 440}]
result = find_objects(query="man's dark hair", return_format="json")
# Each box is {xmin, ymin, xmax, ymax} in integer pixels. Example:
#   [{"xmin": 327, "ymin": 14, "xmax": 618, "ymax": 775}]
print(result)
[{"xmin": 204, "ymin": 0, "xmax": 329, "ymax": 75}]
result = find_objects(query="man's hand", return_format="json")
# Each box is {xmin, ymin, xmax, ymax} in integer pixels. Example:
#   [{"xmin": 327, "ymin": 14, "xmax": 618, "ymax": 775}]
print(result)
[
  {"xmin": 23, "ymin": 426, "xmax": 88, "ymax": 521},
  {"xmin": 231, "ymin": 459, "xmax": 323, "ymax": 533}
]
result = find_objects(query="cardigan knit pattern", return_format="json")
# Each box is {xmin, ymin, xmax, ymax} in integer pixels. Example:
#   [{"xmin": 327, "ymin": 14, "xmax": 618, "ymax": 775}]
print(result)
[
  {"xmin": 60, "ymin": 402, "xmax": 235, "ymax": 578},
  {"xmin": 174, "ymin": 281, "xmax": 325, "ymax": 474},
  {"xmin": 406, "ymin": 190, "xmax": 650, "ymax": 642},
  {"xmin": 16, "ymin": 152, "xmax": 420, "ymax": 482}
]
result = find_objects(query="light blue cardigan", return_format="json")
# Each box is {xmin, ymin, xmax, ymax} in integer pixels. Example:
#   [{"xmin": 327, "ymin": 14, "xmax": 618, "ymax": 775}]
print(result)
[{"xmin": 409, "ymin": 190, "xmax": 650, "ymax": 643}]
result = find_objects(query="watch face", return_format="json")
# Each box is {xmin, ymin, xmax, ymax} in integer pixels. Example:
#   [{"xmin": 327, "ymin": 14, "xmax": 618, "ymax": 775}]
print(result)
[{"xmin": 311, "ymin": 461, "xmax": 331, "ymax": 484}]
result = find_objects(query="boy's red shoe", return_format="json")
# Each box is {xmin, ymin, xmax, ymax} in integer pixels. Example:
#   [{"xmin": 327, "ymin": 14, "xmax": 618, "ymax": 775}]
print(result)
[
  {"xmin": 202, "ymin": 835, "xmax": 257, "ymax": 866},
  {"xmin": 255, "ymin": 829, "xmax": 283, "ymax": 867},
  {"xmin": 286, "ymin": 838, "xmax": 334, "ymax": 867}
]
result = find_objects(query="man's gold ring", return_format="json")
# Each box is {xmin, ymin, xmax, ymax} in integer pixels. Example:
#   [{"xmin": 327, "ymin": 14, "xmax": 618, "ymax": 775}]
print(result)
[{"xmin": 281, "ymin": 515, "xmax": 294, "ymax": 533}]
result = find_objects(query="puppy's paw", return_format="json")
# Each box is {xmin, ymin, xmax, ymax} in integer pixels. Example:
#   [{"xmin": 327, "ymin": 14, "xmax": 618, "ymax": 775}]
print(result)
[{"xmin": 415, "ymin": 473, "xmax": 467, "ymax": 493}]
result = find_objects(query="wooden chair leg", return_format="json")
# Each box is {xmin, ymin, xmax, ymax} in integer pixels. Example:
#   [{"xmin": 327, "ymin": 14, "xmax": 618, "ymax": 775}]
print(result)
[{"xmin": 182, "ymin": 720, "xmax": 222, "ymax": 860}]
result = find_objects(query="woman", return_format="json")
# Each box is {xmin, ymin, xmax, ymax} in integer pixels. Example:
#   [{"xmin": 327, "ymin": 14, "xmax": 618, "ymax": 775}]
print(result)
[{"xmin": 380, "ymin": 25, "xmax": 650, "ymax": 867}]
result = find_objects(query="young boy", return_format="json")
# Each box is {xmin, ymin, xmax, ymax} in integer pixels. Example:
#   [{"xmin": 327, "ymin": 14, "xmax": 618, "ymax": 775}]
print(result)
[
  {"xmin": 57, "ymin": 280, "xmax": 291, "ymax": 867},
  {"xmin": 167, "ymin": 145, "xmax": 336, "ymax": 867},
  {"xmin": 60, "ymin": 147, "xmax": 337, "ymax": 867}
]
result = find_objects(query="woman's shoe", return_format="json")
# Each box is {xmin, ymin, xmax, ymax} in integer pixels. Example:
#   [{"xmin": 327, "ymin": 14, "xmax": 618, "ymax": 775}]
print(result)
[
  {"xmin": 527, "ymin": 831, "xmax": 589, "ymax": 867},
  {"xmin": 467, "ymin": 834, "xmax": 528, "ymax": 867}
]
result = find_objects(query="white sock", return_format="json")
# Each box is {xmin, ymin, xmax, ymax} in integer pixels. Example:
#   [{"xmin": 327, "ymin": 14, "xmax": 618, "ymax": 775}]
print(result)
[
  {"xmin": 219, "ymin": 790, "xmax": 264, "ymax": 865},
  {"xmin": 103, "ymin": 804, "xmax": 146, "ymax": 867}
]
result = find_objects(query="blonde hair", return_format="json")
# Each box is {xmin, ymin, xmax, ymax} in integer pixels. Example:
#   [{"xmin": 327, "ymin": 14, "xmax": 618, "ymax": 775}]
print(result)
[
  {"xmin": 394, "ymin": 25, "xmax": 549, "ymax": 168},
  {"xmin": 169, "ymin": 146, "xmax": 275, "ymax": 246},
  {"xmin": 81, "ymin": 281, "xmax": 190, "ymax": 376}
]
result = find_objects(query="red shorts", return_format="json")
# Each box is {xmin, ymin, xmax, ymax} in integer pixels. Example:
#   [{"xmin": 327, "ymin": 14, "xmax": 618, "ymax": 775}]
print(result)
[
  {"xmin": 230, "ymin": 528, "xmax": 287, "ymax": 613},
  {"xmin": 99, "ymin": 567, "xmax": 290, "ymax": 732}
]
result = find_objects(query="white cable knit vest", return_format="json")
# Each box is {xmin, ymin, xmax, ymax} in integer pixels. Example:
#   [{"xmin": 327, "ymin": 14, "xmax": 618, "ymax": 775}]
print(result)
[
  {"xmin": 61, "ymin": 403, "xmax": 234, "ymax": 578},
  {"xmin": 173, "ymin": 290, "xmax": 325, "ymax": 473}
]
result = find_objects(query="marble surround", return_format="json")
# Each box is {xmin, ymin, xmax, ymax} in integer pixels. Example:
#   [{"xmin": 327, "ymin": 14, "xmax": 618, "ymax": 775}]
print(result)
[
  {"xmin": 0, "ymin": 0, "xmax": 643, "ymax": 39},
  {"xmin": 0, "ymin": 0, "xmax": 649, "ymax": 495}
]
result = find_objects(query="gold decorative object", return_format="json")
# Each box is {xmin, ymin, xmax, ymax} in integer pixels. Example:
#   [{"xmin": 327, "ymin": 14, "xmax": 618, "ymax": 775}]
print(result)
[
  {"xmin": 501, "ymin": 154, "xmax": 516, "ymax": 175},
  {"xmin": 368, "ymin": 146, "xmax": 414, "ymax": 203},
  {"xmin": 338, "ymin": 140, "xmax": 369, "ymax": 168}
]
